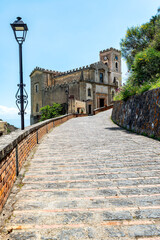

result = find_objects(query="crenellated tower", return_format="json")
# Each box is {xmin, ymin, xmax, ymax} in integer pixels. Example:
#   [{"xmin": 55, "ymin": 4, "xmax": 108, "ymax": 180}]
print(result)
[{"xmin": 99, "ymin": 47, "xmax": 121, "ymax": 86}]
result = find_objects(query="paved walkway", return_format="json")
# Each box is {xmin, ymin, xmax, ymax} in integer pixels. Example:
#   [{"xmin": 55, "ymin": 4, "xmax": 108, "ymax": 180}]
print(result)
[{"xmin": 1, "ymin": 110, "xmax": 160, "ymax": 239}]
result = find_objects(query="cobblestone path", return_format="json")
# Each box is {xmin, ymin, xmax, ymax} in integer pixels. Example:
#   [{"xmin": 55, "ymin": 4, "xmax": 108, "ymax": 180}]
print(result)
[{"xmin": 1, "ymin": 109, "xmax": 160, "ymax": 239}]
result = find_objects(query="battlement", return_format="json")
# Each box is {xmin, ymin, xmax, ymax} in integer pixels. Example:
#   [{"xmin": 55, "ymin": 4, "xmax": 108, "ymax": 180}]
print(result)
[
  {"xmin": 30, "ymin": 66, "xmax": 63, "ymax": 77},
  {"xmin": 53, "ymin": 61, "xmax": 106, "ymax": 78},
  {"xmin": 30, "ymin": 60, "xmax": 107, "ymax": 79},
  {"xmin": 55, "ymin": 65, "xmax": 90, "ymax": 78},
  {"xmin": 100, "ymin": 47, "xmax": 121, "ymax": 54},
  {"xmin": 53, "ymin": 65, "xmax": 92, "ymax": 78}
]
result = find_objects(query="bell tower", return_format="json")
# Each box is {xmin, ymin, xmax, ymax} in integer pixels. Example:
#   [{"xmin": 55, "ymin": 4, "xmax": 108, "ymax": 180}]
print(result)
[{"xmin": 99, "ymin": 47, "xmax": 122, "ymax": 86}]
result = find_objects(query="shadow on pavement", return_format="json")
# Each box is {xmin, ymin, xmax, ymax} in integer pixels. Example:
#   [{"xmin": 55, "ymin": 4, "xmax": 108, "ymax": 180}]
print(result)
[
  {"xmin": 104, "ymin": 127, "xmax": 138, "ymax": 135},
  {"xmin": 104, "ymin": 126, "xmax": 159, "ymax": 141}
]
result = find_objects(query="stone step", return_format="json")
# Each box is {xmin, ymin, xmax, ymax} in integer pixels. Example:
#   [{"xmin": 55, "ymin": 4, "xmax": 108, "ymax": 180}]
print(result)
[{"xmin": 5, "ymin": 222, "xmax": 160, "ymax": 240}]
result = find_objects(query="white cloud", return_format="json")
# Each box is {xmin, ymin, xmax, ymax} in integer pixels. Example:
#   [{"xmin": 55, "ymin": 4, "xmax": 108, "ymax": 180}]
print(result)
[
  {"xmin": 0, "ymin": 105, "xmax": 18, "ymax": 117},
  {"xmin": 0, "ymin": 105, "xmax": 30, "ymax": 118},
  {"xmin": 0, "ymin": 105, "xmax": 31, "ymax": 127}
]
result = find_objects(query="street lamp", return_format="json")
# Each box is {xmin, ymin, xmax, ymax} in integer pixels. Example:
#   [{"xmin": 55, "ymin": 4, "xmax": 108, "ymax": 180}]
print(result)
[{"xmin": 10, "ymin": 17, "xmax": 28, "ymax": 130}]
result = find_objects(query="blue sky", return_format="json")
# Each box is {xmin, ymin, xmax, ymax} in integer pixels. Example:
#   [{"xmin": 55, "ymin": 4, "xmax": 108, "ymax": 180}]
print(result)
[{"xmin": 0, "ymin": 0, "xmax": 159, "ymax": 127}]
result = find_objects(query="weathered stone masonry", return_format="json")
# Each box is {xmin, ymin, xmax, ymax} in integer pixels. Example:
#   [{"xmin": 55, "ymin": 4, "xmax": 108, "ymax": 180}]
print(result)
[{"xmin": 112, "ymin": 88, "xmax": 160, "ymax": 138}]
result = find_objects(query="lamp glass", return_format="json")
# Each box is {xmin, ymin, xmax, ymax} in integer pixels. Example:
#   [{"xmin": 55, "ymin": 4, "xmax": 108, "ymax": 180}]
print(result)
[{"xmin": 15, "ymin": 26, "xmax": 25, "ymax": 31}]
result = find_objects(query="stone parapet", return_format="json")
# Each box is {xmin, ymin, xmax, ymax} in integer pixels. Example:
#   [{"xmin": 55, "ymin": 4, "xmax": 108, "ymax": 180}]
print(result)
[
  {"xmin": 112, "ymin": 88, "xmax": 160, "ymax": 138},
  {"xmin": 0, "ymin": 114, "xmax": 73, "ymax": 161},
  {"xmin": 0, "ymin": 114, "xmax": 75, "ymax": 213}
]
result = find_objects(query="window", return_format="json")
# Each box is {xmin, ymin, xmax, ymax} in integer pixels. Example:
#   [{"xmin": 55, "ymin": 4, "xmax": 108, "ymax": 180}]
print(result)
[
  {"xmin": 88, "ymin": 88, "xmax": 91, "ymax": 97},
  {"xmin": 115, "ymin": 55, "xmax": 118, "ymax": 60},
  {"xmin": 113, "ymin": 77, "xmax": 116, "ymax": 83},
  {"xmin": 36, "ymin": 103, "xmax": 39, "ymax": 112},
  {"xmin": 35, "ymin": 84, "xmax": 39, "ymax": 93},
  {"xmin": 100, "ymin": 73, "xmax": 103, "ymax": 83},
  {"xmin": 115, "ymin": 62, "xmax": 118, "ymax": 71}
]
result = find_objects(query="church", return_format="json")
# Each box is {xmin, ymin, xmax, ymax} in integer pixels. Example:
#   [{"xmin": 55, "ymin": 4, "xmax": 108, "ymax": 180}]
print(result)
[{"xmin": 30, "ymin": 47, "xmax": 121, "ymax": 124}]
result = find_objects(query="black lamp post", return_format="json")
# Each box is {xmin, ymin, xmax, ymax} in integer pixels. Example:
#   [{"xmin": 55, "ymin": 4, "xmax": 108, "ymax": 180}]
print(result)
[{"xmin": 10, "ymin": 17, "xmax": 28, "ymax": 130}]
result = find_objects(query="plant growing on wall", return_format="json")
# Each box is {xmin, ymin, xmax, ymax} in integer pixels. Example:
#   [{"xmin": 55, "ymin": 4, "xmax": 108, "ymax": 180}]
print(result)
[{"xmin": 40, "ymin": 103, "xmax": 62, "ymax": 121}]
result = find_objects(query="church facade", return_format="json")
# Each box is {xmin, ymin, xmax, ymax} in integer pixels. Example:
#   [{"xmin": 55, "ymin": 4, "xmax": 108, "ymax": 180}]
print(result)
[{"xmin": 30, "ymin": 48, "xmax": 122, "ymax": 124}]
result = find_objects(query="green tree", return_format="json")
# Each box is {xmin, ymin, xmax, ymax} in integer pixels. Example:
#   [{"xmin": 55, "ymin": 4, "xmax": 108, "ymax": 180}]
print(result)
[
  {"xmin": 114, "ymin": 10, "xmax": 160, "ymax": 101},
  {"xmin": 151, "ymin": 16, "xmax": 160, "ymax": 51},
  {"xmin": 120, "ymin": 15, "xmax": 159, "ymax": 69},
  {"xmin": 40, "ymin": 103, "xmax": 62, "ymax": 121},
  {"xmin": 133, "ymin": 47, "xmax": 160, "ymax": 85}
]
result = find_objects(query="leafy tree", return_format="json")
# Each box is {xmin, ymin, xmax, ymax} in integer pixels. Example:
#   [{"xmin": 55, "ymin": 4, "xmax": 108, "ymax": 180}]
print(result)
[
  {"xmin": 151, "ymin": 17, "xmax": 160, "ymax": 51},
  {"xmin": 114, "ymin": 10, "xmax": 160, "ymax": 101},
  {"xmin": 40, "ymin": 105, "xmax": 51, "ymax": 121},
  {"xmin": 133, "ymin": 47, "xmax": 160, "ymax": 85},
  {"xmin": 120, "ymin": 15, "xmax": 159, "ymax": 69},
  {"xmin": 40, "ymin": 103, "xmax": 62, "ymax": 121}
]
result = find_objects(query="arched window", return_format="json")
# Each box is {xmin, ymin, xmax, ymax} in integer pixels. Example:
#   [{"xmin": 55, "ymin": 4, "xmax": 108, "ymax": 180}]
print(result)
[
  {"xmin": 113, "ymin": 77, "xmax": 116, "ymax": 83},
  {"xmin": 88, "ymin": 88, "xmax": 91, "ymax": 97},
  {"xmin": 35, "ymin": 84, "xmax": 39, "ymax": 93}
]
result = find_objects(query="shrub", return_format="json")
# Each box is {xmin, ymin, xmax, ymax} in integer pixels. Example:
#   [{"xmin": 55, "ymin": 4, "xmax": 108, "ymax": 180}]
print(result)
[
  {"xmin": 114, "ymin": 78, "xmax": 160, "ymax": 101},
  {"xmin": 40, "ymin": 103, "xmax": 62, "ymax": 121},
  {"xmin": 149, "ymin": 77, "xmax": 160, "ymax": 90},
  {"xmin": 114, "ymin": 83, "xmax": 139, "ymax": 101}
]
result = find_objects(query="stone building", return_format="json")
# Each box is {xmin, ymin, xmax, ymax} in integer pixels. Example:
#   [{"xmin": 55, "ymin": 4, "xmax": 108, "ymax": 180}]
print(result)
[
  {"xmin": 30, "ymin": 48, "xmax": 121, "ymax": 124},
  {"xmin": 0, "ymin": 121, "xmax": 7, "ymax": 136}
]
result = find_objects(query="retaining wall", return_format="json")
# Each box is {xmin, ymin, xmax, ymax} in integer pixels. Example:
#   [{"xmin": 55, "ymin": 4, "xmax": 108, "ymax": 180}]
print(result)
[
  {"xmin": 112, "ymin": 88, "xmax": 160, "ymax": 138},
  {"xmin": 0, "ymin": 114, "xmax": 74, "ymax": 213}
]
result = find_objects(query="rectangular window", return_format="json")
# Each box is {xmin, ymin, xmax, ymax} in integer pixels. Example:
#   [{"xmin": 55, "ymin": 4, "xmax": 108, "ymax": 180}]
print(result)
[
  {"xmin": 36, "ymin": 103, "xmax": 39, "ymax": 112},
  {"xmin": 100, "ymin": 73, "xmax": 103, "ymax": 83}
]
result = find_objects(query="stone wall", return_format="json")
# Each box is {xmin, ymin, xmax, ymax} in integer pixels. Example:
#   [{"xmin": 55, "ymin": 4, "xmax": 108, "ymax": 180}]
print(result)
[
  {"xmin": 43, "ymin": 81, "xmax": 79, "ymax": 107},
  {"xmin": 112, "ymin": 88, "xmax": 160, "ymax": 138}
]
